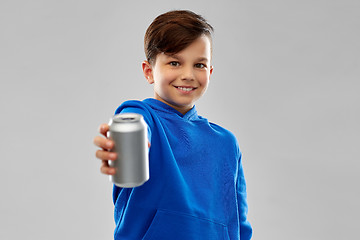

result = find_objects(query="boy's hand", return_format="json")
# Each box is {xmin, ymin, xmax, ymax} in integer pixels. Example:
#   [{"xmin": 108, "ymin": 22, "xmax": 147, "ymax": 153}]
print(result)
[{"xmin": 93, "ymin": 123, "xmax": 117, "ymax": 175}]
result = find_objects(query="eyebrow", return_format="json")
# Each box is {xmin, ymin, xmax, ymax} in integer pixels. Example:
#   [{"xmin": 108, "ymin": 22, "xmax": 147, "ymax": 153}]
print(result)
[
  {"xmin": 196, "ymin": 57, "xmax": 209, "ymax": 62},
  {"xmin": 165, "ymin": 53, "xmax": 209, "ymax": 62}
]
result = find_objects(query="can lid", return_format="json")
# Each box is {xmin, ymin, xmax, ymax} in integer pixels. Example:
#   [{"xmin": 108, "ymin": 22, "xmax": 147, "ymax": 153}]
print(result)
[{"xmin": 112, "ymin": 113, "xmax": 142, "ymax": 123}]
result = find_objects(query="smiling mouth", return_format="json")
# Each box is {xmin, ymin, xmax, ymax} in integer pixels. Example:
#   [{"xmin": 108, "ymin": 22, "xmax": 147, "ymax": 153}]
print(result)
[{"xmin": 174, "ymin": 86, "xmax": 197, "ymax": 92}]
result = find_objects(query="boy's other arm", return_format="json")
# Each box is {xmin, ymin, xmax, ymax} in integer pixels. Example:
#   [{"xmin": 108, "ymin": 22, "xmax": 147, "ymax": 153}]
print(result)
[{"xmin": 237, "ymin": 155, "xmax": 253, "ymax": 239}]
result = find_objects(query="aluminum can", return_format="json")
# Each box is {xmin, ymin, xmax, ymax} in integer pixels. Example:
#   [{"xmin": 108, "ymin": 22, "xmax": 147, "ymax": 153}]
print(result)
[{"xmin": 108, "ymin": 113, "xmax": 149, "ymax": 188}]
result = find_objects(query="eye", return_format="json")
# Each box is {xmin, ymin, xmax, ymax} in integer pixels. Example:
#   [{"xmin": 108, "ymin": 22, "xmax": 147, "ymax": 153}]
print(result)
[
  {"xmin": 195, "ymin": 63, "xmax": 206, "ymax": 69},
  {"xmin": 169, "ymin": 61, "xmax": 180, "ymax": 67}
]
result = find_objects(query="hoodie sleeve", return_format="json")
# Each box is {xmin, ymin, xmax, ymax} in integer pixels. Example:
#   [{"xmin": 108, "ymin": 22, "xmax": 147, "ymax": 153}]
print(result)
[
  {"xmin": 114, "ymin": 100, "xmax": 154, "ymax": 144},
  {"xmin": 236, "ymin": 152, "xmax": 253, "ymax": 239}
]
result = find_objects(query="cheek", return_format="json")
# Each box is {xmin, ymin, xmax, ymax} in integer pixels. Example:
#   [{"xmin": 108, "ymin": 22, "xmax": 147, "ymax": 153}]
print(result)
[
  {"xmin": 163, "ymin": 70, "xmax": 178, "ymax": 83},
  {"xmin": 197, "ymin": 72, "xmax": 210, "ymax": 86},
  {"xmin": 154, "ymin": 69, "xmax": 176, "ymax": 85}
]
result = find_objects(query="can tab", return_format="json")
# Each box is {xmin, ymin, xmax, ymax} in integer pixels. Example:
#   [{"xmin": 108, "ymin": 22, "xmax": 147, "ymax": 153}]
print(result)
[{"xmin": 113, "ymin": 113, "xmax": 141, "ymax": 123}]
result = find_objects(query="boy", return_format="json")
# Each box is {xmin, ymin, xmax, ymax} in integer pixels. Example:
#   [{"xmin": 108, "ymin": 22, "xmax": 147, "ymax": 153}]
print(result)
[{"xmin": 94, "ymin": 10, "xmax": 252, "ymax": 239}]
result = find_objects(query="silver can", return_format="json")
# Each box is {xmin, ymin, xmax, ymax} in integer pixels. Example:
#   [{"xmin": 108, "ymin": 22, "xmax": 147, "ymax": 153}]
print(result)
[{"xmin": 108, "ymin": 113, "xmax": 149, "ymax": 188}]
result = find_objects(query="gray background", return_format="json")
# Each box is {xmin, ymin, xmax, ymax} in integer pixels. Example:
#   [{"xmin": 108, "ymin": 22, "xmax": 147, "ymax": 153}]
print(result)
[{"xmin": 1, "ymin": 0, "xmax": 359, "ymax": 239}]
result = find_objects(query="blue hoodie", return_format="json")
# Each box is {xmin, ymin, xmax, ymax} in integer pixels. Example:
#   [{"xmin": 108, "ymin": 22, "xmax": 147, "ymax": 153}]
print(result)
[{"xmin": 112, "ymin": 98, "xmax": 252, "ymax": 240}]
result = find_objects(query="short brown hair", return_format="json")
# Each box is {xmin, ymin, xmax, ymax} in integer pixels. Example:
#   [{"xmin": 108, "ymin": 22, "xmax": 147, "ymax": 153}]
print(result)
[{"xmin": 144, "ymin": 10, "xmax": 214, "ymax": 65}]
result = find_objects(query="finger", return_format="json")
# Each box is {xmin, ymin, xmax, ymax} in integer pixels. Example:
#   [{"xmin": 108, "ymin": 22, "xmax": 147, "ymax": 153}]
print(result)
[
  {"xmin": 98, "ymin": 123, "xmax": 110, "ymax": 137},
  {"xmin": 95, "ymin": 150, "xmax": 117, "ymax": 161},
  {"xmin": 93, "ymin": 136, "xmax": 114, "ymax": 150},
  {"xmin": 100, "ymin": 160, "xmax": 116, "ymax": 175}
]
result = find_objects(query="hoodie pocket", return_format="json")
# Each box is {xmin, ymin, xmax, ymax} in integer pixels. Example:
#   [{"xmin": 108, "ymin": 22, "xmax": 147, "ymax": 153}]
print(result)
[{"xmin": 142, "ymin": 209, "xmax": 230, "ymax": 240}]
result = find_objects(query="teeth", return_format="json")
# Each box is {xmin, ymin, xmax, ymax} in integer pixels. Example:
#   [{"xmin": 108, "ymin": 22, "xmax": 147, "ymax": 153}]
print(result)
[{"xmin": 177, "ymin": 87, "xmax": 193, "ymax": 91}]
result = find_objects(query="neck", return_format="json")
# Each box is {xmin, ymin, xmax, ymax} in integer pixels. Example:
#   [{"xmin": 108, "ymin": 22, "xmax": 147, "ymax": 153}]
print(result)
[{"xmin": 153, "ymin": 95, "xmax": 193, "ymax": 115}]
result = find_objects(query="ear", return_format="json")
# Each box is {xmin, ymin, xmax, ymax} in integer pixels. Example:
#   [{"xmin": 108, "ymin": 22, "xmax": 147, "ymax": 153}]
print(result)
[
  {"xmin": 142, "ymin": 61, "xmax": 154, "ymax": 84},
  {"xmin": 209, "ymin": 66, "xmax": 214, "ymax": 79}
]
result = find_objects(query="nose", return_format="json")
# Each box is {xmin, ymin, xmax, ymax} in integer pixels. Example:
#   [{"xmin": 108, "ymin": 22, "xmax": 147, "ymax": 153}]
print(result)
[{"xmin": 180, "ymin": 65, "xmax": 195, "ymax": 81}]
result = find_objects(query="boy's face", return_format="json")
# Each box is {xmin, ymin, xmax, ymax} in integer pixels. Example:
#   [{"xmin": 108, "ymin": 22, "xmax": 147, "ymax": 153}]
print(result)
[{"xmin": 143, "ymin": 35, "xmax": 213, "ymax": 114}]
